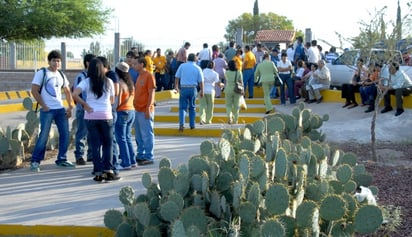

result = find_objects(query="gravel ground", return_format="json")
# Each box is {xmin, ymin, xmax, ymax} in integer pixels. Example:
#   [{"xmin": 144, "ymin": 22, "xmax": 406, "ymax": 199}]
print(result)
[{"xmin": 331, "ymin": 142, "xmax": 412, "ymax": 237}]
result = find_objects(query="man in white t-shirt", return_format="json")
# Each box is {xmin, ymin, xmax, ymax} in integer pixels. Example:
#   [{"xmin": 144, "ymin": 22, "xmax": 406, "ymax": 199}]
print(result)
[
  {"xmin": 307, "ymin": 40, "xmax": 321, "ymax": 67},
  {"xmin": 30, "ymin": 50, "xmax": 74, "ymax": 172}
]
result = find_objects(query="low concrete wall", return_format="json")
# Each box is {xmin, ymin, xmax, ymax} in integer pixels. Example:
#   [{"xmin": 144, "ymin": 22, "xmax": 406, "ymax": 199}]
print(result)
[{"xmin": 0, "ymin": 70, "xmax": 81, "ymax": 92}]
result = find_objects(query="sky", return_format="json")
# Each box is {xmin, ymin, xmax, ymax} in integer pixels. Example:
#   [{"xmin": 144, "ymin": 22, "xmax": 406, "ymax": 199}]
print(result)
[{"xmin": 48, "ymin": 0, "xmax": 410, "ymax": 58}]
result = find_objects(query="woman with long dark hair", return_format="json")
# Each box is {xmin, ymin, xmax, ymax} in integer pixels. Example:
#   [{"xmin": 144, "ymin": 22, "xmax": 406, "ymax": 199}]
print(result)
[
  {"xmin": 72, "ymin": 58, "xmax": 118, "ymax": 182},
  {"xmin": 114, "ymin": 62, "xmax": 136, "ymax": 169}
]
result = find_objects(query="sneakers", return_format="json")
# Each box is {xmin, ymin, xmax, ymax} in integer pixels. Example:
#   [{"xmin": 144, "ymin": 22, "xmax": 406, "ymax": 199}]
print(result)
[
  {"xmin": 30, "ymin": 162, "xmax": 40, "ymax": 172},
  {"xmin": 76, "ymin": 158, "xmax": 86, "ymax": 165},
  {"xmin": 137, "ymin": 159, "xmax": 154, "ymax": 166},
  {"xmin": 103, "ymin": 172, "xmax": 121, "ymax": 181},
  {"xmin": 115, "ymin": 164, "xmax": 132, "ymax": 170},
  {"xmin": 55, "ymin": 160, "xmax": 76, "ymax": 168}
]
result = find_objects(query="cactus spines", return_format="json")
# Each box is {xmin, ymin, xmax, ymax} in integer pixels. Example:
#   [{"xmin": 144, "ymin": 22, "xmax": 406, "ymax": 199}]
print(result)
[
  {"xmin": 23, "ymin": 97, "xmax": 34, "ymax": 110},
  {"xmin": 160, "ymin": 201, "xmax": 180, "ymax": 222},
  {"xmin": 171, "ymin": 220, "xmax": 187, "ymax": 237},
  {"xmin": 260, "ymin": 219, "xmax": 285, "ymax": 237},
  {"xmin": 159, "ymin": 157, "xmax": 171, "ymax": 169},
  {"xmin": 239, "ymin": 201, "xmax": 257, "ymax": 224},
  {"xmin": 340, "ymin": 152, "xmax": 357, "ymax": 166},
  {"xmin": 188, "ymin": 156, "xmax": 209, "ymax": 176},
  {"xmin": 209, "ymin": 190, "xmax": 222, "ymax": 218},
  {"xmin": 274, "ymin": 148, "xmax": 287, "ymax": 181},
  {"xmin": 200, "ymin": 139, "xmax": 215, "ymax": 157},
  {"xmin": 354, "ymin": 205, "xmax": 383, "ymax": 234},
  {"xmin": 158, "ymin": 167, "xmax": 175, "ymax": 196},
  {"xmin": 336, "ymin": 164, "xmax": 353, "ymax": 184},
  {"xmin": 250, "ymin": 155, "xmax": 265, "ymax": 178},
  {"xmin": 296, "ymin": 200, "xmax": 318, "ymax": 228},
  {"xmin": 134, "ymin": 202, "xmax": 151, "ymax": 227},
  {"xmin": 266, "ymin": 116, "xmax": 285, "ymax": 134},
  {"xmin": 247, "ymin": 182, "xmax": 261, "ymax": 208},
  {"xmin": 344, "ymin": 180, "xmax": 357, "ymax": 193},
  {"xmin": 116, "ymin": 222, "xmax": 136, "ymax": 237},
  {"xmin": 180, "ymin": 206, "xmax": 208, "ymax": 234},
  {"xmin": 330, "ymin": 220, "xmax": 355, "ymax": 237},
  {"xmin": 104, "ymin": 209, "xmax": 124, "ymax": 231},
  {"xmin": 119, "ymin": 186, "xmax": 135, "ymax": 206},
  {"xmin": 319, "ymin": 195, "xmax": 346, "ymax": 221},
  {"xmin": 265, "ymin": 184, "xmax": 290, "ymax": 215},
  {"xmin": 219, "ymin": 138, "xmax": 232, "ymax": 161}
]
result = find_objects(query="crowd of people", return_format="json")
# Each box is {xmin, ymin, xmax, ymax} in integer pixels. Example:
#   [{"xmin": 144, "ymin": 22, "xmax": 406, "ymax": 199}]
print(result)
[
  {"xmin": 29, "ymin": 39, "xmax": 411, "ymax": 182},
  {"xmin": 340, "ymin": 58, "xmax": 412, "ymax": 116}
]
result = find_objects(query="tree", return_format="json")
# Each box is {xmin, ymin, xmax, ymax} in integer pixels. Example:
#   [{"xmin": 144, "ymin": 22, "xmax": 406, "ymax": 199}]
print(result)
[
  {"xmin": 224, "ymin": 12, "xmax": 296, "ymax": 44},
  {"xmin": 121, "ymin": 38, "xmax": 145, "ymax": 56},
  {"xmin": 0, "ymin": 0, "xmax": 112, "ymax": 41}
]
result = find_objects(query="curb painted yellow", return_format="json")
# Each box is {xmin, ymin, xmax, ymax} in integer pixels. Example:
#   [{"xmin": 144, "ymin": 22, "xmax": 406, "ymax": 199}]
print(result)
[
  {"xmin": 155, "ymin": 115, "xmax": 261, "ymax": 124},
  {"xmin": 0, "ymin": 224, "xmax": 114, "ymax": 237},
  {"xmin": 170, "ymin": 106, "xmax": 267, "ymax": 113}
]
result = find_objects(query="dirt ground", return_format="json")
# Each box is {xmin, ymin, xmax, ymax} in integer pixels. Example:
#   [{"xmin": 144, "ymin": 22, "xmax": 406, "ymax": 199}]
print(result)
[{"xmin": 332, "ymin": 142, "xmax": 412, "ymax": 237}]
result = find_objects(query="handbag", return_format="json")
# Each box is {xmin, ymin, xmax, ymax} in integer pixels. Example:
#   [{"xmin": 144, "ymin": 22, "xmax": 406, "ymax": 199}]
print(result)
[
  {"xmin": 233, "ymin": 71, "xmax": 244, "ymax": 95},
  {"xmin": 274, "ymin": 73, "xmax": 283, "ymax": 87}
]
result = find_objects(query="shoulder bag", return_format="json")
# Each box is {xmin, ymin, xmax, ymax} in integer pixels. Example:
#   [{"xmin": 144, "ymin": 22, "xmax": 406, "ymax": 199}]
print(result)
[{"xmin": 233, "ymin": 71, "xmax": 244, "ymax": 95}]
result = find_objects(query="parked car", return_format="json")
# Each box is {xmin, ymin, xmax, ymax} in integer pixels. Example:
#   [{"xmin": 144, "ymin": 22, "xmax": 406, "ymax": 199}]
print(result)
[{"xmin": 327, "ymin": 48, "xmax": 412, "ymax": 88}]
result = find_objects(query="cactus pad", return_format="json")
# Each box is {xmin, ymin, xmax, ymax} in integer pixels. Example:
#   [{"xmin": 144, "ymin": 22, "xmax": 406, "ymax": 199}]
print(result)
[
  {"xmin": 265, "ymin": 184, "xmax": 290, "ymax": 215},
  {"xmin": 319, "ymin": 195, "xmax": 346, "ymax": 221},
  {"xmin": 354, "ymin": 205, "xmax": 383, "ymax": 234}
]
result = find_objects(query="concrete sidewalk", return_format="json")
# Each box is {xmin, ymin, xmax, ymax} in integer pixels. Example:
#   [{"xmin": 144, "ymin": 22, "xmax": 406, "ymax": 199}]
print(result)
[{"xmin": 0, "ymin": 136, "xmax": 210, "ymax": 228}]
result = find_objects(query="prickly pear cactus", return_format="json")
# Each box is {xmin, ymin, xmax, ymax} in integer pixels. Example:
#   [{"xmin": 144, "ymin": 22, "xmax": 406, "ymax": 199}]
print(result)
[{"xmin": 104, "ymin": 102, "xmax": 384, "ymax": 237}]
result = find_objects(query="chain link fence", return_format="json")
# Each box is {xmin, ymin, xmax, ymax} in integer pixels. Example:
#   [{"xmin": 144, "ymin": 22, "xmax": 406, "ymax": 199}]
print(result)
[{"xmin": 0, "ymin": 38, "xmax": 119, "ymax": 70}]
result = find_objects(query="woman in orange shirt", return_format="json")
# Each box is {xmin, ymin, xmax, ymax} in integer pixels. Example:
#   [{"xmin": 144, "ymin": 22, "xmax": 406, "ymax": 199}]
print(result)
[{"xmin": 114, "ymin": 62, "xmax": 136, "ymax": 169}]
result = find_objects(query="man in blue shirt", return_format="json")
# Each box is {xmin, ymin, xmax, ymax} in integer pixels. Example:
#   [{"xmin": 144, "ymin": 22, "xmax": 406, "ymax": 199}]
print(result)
[{"xmin": 174, "ymin": 53, "xmax": 204, "ymax": 131}]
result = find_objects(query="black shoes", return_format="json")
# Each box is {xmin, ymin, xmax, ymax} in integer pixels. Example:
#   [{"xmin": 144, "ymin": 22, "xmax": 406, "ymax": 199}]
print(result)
[
  {"xmin": 395, "ymin": 109, "xmax": 404, "ymax": 116},
  {"xmin": 265, "ymin": 110, "xmax": 274, "ymax": 114},
  {"xmin": 364, "ymin": 107, "xmax": 374, "ymax": 113},
  {"xmin": 76, "ymin": 158, "xmax": 86, "ymax": 165},
  {"xmin": 307, "ymin": 99, "xmax": 316, "ymax": 104},
  {"xmin": 137, "ymin": 159, "xmax": 154, "ymax": 166},
  {"xmin": 93, "ymin": 172, "xmax": 121, "ymax": 182},
  {"xmin": 347, "ymin": 103, "xmax": 358, "ymax": 109},
  {"xmin": 342, "ymin": 102, "xmax": 351, "ymax": 108},
  {"xmin": 316, "ymin": 96, "xmax": 323, "ymax": 104},
  {"xmin": 381, "ymin": 107, "xmax": 393, "ymax": 114},
  {"xmin": 179, "ymin": 126, "xmax": 184, "ymax": 132}
]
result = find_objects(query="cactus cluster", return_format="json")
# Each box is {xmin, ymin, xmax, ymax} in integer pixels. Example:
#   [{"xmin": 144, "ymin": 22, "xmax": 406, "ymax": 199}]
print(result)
[{"xmin": 105, "ymin": 102, "xmax": 383, "ymax": 237}]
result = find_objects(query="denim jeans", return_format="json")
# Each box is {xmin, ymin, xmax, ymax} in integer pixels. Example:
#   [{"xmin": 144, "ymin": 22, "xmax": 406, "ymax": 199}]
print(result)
[
  {"xmin": 115, "ymin": 110, "xmax": 136, "ymax": 167},
  {"xmin": 86, "ymin": 119, "xmax": 113, "ymax": 175},
  {"xmin": 134, "ymin": 111, "xmax": 155, "ymax": 161},
  {"xmin": 74, "ymin": 108, "xmax": 92, "ymax": 161},
  {"xmin": 279, "ymin": 74, "xmax": 295, "ymax": 104},
  {"xmin": 111, "ymin": 110, "xmax": 120, "ymax": 173},
  {"xmin": 31, "ymin": 108, "xmax": 69, "ymax": 163},
  {"xmin": 242, "ymin": 68, "xmax": 255, "ymax": 98},
  {"xmin": 179, "ymin": 87, "xmax": 197, "ymax": 128}
]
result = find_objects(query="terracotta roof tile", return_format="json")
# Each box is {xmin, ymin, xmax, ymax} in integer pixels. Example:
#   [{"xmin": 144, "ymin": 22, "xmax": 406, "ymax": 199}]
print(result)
[{"xmin": 255, "ymin": 30, "xmax": 296, "ymax": 43}]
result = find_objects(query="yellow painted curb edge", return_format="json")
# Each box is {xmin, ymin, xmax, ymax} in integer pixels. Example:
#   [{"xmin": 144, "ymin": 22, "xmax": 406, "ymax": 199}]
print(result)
[{"xmin": 0, "ymin": 224, "xmax": 114, "ymax": 237}]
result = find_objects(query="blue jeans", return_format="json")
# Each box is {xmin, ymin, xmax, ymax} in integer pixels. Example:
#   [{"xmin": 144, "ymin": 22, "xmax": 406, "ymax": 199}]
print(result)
[
  {"xmin": 279, "ymin": 74, "xmax": 295, "ymax": 104},
  {"xmin": 115, "ymin": 110, "xmax": 136, "ymax": 167},
  {"xmin": 74, "ymin": 108, "xmax": 92, "ymax": 161},
  {"xmin": 179, "ymin": 87, "xmax": 197, "ymax": 128},
  {"xmin": 242, "ymin": 68, "xmax": 255, "ymax": 98},
  {"xmin": 31, "ymin": 108, "xmax": 69, "ymax": 163},
  {"xmin": 134, "ymin": 111, "xmax": 155, "ymax": 161},
  {"xmin": 111, "ymin": 110, "xmax": 120, "ymax": 173},
  {"xmin": 360, "ymin": 85, "xmax": 376, "ymax": 105},
  {"xmin": 86, "ymin": 119, "xmax": 113, "ymax": 175}
]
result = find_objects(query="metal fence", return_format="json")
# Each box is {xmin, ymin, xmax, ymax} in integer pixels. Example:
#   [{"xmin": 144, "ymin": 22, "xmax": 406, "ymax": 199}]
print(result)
[{"xmin": 0, "ymin": 33, "xmax": 134, "ymax": 70}]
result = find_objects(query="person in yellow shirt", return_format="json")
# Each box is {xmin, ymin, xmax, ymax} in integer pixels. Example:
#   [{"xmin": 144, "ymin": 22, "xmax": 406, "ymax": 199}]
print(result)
[
  {"xmin": 153, "ymin": 48, "xmax": 167, "ymax": 91},
  {"xmin": 242, "ymin": 45, "xmax": 257, "ymax": 98},
  {"xmin": 233, "ymin": 49, "xmax": 243, "ymax": 72},
  {"xmin": 144, "ymin": 50, "xmax": 154, "ymax": 74}
]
